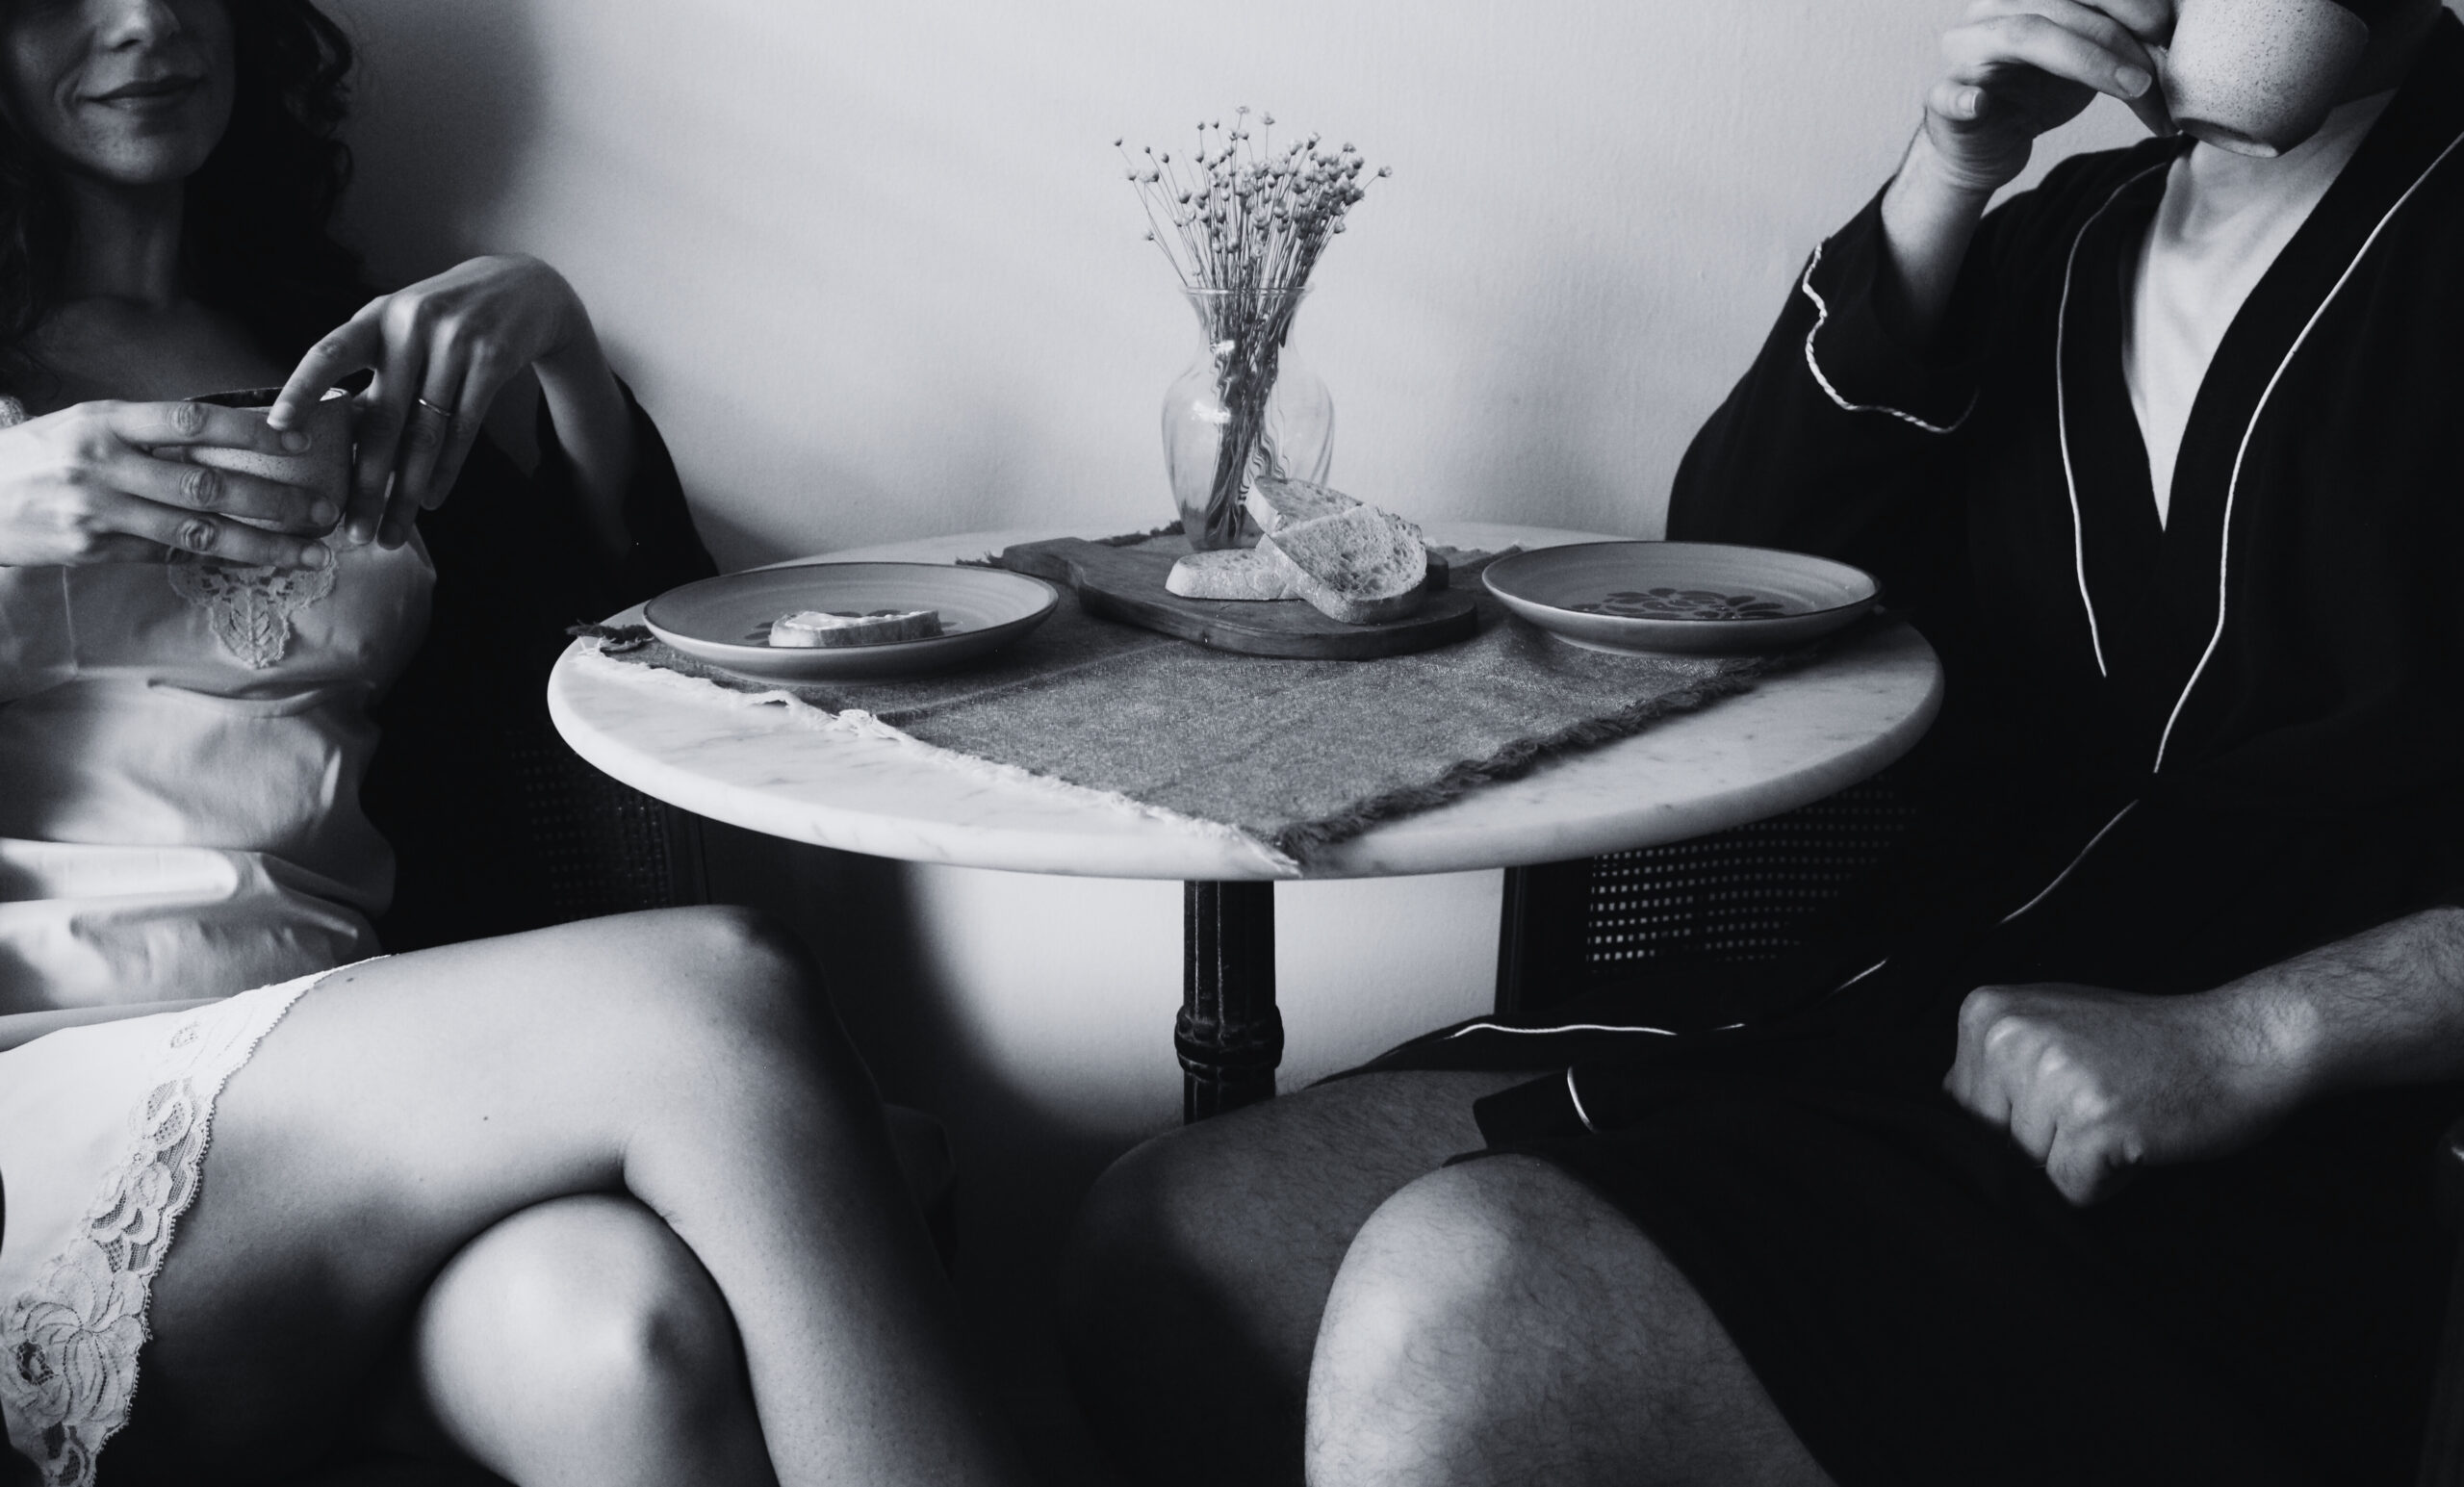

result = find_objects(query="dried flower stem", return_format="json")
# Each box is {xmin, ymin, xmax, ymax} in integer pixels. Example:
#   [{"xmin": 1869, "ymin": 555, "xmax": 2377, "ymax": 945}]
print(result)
[{"xmin": 1118, "ymin": 109, "xmax": 1386, "ymax": 544}]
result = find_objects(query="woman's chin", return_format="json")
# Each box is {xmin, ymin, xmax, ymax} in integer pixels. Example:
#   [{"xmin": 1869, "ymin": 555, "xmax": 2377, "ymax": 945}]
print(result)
[
  {"xmin": 59, "ymin": 101, "xmax": 225, "ymax": 188},
  {"xmin": 63, "ymin": 136, "xmax": 217, "ymax": 190}
]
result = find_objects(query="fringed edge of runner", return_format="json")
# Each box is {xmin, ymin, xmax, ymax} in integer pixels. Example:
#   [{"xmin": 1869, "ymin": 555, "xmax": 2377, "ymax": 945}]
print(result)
[
  {"xmin": 570, "ymin": 643, "xmax": 1302, "ymax": 877},
  {"xmin": 1267, "ymin": 655, "xmax": 1794, "ymax": 863}
]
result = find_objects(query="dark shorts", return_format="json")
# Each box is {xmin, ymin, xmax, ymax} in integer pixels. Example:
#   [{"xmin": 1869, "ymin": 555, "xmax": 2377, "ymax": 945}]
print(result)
[{"xmin": 1354, "ymin": 962, "xmax": 2460, "ymax": 1487}]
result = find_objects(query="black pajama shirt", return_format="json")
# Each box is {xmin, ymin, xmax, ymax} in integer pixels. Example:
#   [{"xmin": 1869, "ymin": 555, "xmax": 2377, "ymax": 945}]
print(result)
[{"xmin": 1364, "ymin": 18, "xmax": 2464, "ymax": 1484}]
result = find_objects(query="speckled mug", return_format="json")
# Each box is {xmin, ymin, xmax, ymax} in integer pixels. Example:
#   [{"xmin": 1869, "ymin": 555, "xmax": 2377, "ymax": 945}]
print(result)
[
  {"xmin": 2158, "ymin": 0, "xmax": 2372, "ymax": 157},
  {"xmin": 181, "ymin": 384, "xmax": 355, "ymax": 518}
]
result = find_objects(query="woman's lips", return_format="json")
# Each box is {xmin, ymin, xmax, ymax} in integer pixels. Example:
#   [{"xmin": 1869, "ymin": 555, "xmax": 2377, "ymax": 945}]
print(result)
[{"xmin": 86, "ymin": 75, "xmax": 202, "ymax": 107}]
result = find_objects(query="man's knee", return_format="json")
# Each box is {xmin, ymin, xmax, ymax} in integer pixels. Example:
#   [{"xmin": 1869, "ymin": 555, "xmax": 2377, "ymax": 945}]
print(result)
[
  {"xmin": 1311, "ymin": 1157, "xmax": 1573, "ymax": 1386},
  {"xmin": 1067, "ymin": 1125, "xmax": 1259, "ymax": 1331},
  {"xmin": 416, "ymin": 1194, "xmax": 746, "ymax": 1447},
  {"xmin": 1306, "ymin": 1158, "xmax": 1641, "ymax": 1478}
]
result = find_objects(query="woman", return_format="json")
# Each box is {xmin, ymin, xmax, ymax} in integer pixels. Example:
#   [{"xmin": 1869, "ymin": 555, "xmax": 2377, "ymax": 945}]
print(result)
[{"xmin": 0, "ymin": 3, "xmax": 1022, "ymax": 1484}]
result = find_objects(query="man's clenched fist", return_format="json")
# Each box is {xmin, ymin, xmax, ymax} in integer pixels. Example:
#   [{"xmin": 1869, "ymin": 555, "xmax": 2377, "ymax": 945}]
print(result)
[{"xmin": 1944, "ymin": 982, "xmax": 2310, "ymax": 1204}]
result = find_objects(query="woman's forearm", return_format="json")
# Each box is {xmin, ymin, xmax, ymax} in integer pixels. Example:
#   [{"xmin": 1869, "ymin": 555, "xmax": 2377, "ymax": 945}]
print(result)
[
  {"xmin": 533, "ymin": 325, "xmax": 638, "ymax": 563},
  {"xmin": 2230, "ymin": 908, "xmax": 2464, "ymax": 1102},
  {"xmin": 1875, "ymin": 133, "xmax": 1995, "ymax": 347}
]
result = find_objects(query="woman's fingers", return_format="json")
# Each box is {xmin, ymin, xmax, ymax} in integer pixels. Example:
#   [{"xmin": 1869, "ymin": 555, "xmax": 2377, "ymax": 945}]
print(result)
[
  {"xmin": 103, "ymin": 487, "xmax": 332, "ymax": 569},
  {"xmin": 268, "ymin": 312, "xmax": 383, "ymax": 434},
  {"xmin": 414, "ymin": 348, "xmax": 506, "ymax": 523},
  {"xmin": 103, "ymin": 398, "xmax": 309, "ymax": 459},
  {"xmin": 110, "ymin": 445, "xmax": 338, "ymax": 533},
  {"xmin": 347, "ymin": 304, "xmax": 438, "ymax": 545},
  {"xmin": 389, "ymin": 336, "xmax": 470, "ymax": 528}
]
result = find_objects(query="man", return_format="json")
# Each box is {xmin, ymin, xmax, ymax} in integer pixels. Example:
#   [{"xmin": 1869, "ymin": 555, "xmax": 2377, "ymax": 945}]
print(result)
[{"xmin": 1064, "ymin": 1, "xmax": 2464, "ymax": 1483}]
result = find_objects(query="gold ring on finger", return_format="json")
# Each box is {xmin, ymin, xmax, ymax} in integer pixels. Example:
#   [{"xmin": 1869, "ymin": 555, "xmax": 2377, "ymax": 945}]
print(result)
[{"xmin": 414, "ymin": 396, "xmax": 456, "ymax": 422}]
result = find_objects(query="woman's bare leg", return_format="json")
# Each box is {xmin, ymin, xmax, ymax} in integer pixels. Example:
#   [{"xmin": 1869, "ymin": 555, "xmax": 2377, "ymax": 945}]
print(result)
[
  {"xmin": 100, "ymin": 907, "xmax": 1024, "ymax": 1487},
  {"xmin": 404, "ymin": 1193, "xmax": 779, "ymax": 1487}
]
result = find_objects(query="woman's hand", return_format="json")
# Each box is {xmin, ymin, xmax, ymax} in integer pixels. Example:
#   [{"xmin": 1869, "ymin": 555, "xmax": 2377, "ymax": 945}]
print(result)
[
  {"xmin": 0, "ymin": 400, "xmax": 335, "ymax": 570},
  {"xmin": 1923, "ymin": 0, "xmax": 2175, "ymax": 197},
  {"xmin": 268, "ymin": 254, "xmax": 628, "ymax": 551},
  {"xmin": 1943, "ymin": 981, "xmax": 2304, "ymax": 1204}
]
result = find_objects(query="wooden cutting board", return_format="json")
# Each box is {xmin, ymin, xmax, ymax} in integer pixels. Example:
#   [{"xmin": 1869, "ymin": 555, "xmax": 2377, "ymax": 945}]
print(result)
[{"xmin": 997, "ymin": 538, "xmax": 1480, "ymax": 659}]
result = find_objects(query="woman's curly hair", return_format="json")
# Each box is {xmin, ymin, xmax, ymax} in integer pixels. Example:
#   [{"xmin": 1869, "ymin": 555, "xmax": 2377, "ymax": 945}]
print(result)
[{"xmin": 0, "ymin": 1, "xmax": 368, "ymax": 372}]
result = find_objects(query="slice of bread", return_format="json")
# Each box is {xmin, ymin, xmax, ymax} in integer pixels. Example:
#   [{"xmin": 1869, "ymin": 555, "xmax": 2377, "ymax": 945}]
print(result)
[
  {"xmin": 1166, "ymin": 548, "xmax": 1305, "ymax": 601},
  {"xmin": 1245, "ymin": 476, "xmax": 1359, "ymax": 535},
  {"xmin": 769, "ymin": 608, "xmax": 943, "ymax": 648},
  {"xmin": 1259, "ymin": 504, "xmax": 1429, "ymax": 625}
]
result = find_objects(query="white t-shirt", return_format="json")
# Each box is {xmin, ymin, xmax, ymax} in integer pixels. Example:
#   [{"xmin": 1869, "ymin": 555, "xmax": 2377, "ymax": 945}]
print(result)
[
  {"xmin": 2122, "ymin": 90, "xmax": 2393, "ymax": 526},
  {"xmin": 0, "ymin": 533, "xmax": 432, "ymax": 1012}
]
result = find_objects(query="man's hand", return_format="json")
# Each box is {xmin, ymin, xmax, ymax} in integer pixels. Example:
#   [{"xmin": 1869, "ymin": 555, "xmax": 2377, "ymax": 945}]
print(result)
[
  {"xmin": 1881, "ymin": 0, "xmax": 2176, "ymax": 339},
  {"xmin": 1944, "ymin": 982, "xmax": 2307, "ymax": 1204},
  {"xmin": 1921, "ymin": 0, "xmax": 2175, "ymax": 198}
]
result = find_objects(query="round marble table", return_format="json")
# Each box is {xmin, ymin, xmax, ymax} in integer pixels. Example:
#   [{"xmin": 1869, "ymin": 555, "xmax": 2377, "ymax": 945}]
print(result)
[{"xmin": 549, "ymin": 523, "xmax": 1943, "ymax": 1116}]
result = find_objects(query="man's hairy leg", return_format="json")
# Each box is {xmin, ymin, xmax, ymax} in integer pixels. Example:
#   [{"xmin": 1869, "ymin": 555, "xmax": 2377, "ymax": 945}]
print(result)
[
  {"xmin": 1064, "ymin": 1069, "xmax": 1530, "ymax": 1487},
  {"xmin": 1308, "ymin": 1156, "xmax": 1835, "ymax": 1487}
]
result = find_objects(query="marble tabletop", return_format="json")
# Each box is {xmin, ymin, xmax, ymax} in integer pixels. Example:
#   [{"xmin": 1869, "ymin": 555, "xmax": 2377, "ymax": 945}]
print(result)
[{"xmin": 547, "ymin": 523, "xmax": 1944, "ymax": 881}]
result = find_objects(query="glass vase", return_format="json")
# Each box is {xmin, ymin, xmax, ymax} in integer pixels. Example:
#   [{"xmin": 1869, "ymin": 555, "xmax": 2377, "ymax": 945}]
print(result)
[{"xmin": 1162, "ymin": 288, "xmax": 1333, "ymax": 550}]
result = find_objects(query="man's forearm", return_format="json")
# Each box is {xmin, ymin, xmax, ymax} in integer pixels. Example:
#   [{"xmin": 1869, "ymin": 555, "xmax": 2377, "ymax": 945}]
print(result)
[
  {"xmin": 2230, "ymin": 908, "xmax": 2464, "ymax": 1101},
  {"xmin": 1876, "ymin": 134, "xmax": 1994, "ymax": 347}
]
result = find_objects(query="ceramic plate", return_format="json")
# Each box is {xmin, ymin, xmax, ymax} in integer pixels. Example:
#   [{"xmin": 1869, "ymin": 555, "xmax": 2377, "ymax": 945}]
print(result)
[
  {"xmin": 1482, "ymin": 541, "xmax": 1880, "ymax": 654},
  {"xmin": 644, "ymin": 562, "xmax": 1060, "ymax": 680}
]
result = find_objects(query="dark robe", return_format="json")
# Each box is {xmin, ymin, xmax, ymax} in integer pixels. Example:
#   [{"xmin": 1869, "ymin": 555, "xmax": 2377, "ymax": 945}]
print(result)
[
  {"xmin": 361, "ymin": 383, "xmax": 715, "ymax": 950},
  {"xmin": 1366, "ymin": 17, "xmax": 2464, "ymax": 1484}
]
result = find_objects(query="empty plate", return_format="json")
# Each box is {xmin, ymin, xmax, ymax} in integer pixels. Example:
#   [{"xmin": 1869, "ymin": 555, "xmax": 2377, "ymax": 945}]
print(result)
[
  {"xmin": 1482, "ymin": 541, "xmax": 1880, "ymax": 654},
  {"xmin": 644, "ymin": 561, "xmax": 1061, "ymax": 680}
]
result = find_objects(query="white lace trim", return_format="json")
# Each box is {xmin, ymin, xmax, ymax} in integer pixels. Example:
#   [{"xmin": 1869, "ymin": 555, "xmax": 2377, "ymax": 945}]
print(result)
[
  {"xmin": 0, "ymin": 979, "xmax": 317, "ymax": 1487},
  {"xmin": 572, "ymin": 643, "xmax": 1303, "ymax": 877},
  {"xmin": 165, "ymin": 551, "xmax": 338, "ymax": 670}
]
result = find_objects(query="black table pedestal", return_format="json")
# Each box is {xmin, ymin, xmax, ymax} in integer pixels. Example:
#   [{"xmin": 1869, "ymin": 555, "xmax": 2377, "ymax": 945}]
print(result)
[{"xmin": 1177, "ymin": 881, "xmax": 1282, "ymax": 1122}]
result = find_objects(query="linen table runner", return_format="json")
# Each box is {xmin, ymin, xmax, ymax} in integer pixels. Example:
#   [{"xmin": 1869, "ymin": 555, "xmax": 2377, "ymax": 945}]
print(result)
[{"xmin": 585, "ymin": 539, "xmax": 1794, "ymax": 870}]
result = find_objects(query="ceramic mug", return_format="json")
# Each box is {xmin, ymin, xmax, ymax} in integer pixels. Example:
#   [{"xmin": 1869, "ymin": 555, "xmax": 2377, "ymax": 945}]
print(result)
[
  {"xmin": 2157, "ymin": 0, "xmax": 2372, "ymax": 157},
  {"xmin": 180, "ymin": 384, "xmax": 355, "ymax": 522}
]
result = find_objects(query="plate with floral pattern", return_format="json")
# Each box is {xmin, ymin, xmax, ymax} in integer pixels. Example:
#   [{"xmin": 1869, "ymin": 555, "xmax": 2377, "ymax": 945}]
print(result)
[{"xmin": 1482, "ymin": 541, "xmax": 1879, "ymax": 655}]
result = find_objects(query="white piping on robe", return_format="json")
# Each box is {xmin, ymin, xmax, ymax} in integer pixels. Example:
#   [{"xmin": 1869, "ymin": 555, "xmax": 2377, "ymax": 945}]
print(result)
[
  {"xmin": 1564, "ymin": 1066, "xmax": 1602, "ymax": 1133},
  {"xmin": 1438, "ymin": 958, "xmax": 1888, "ymax": 1045},
  {"xmin": 2152, "ymin": 123, "xmax": 2464, "ymax": 774},
  {"xmin": 1797, "ymin": 242, "xmax": 1978, "ymax": 435},
  {"xmin": 1998, "ymin": 800, "xmax": 2140, "ymax": 926},
  {"xmin": 1444, "ymin": 1019, "xmax": 1686, "ymax": 1040},
  {"xmin": 2056, "ymin": 161, "xmax": 2174, "ymax": 682}
]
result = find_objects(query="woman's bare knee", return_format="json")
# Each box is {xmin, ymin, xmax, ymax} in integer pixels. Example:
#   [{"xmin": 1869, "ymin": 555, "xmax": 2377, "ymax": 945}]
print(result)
[
  {"xmin": 412, "ymin": 1194, "xmax": 776, "ymax": 1487},
  {"xmin": 589, "ymin": 906, "xmax": 817, "ymax": 1030}
]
